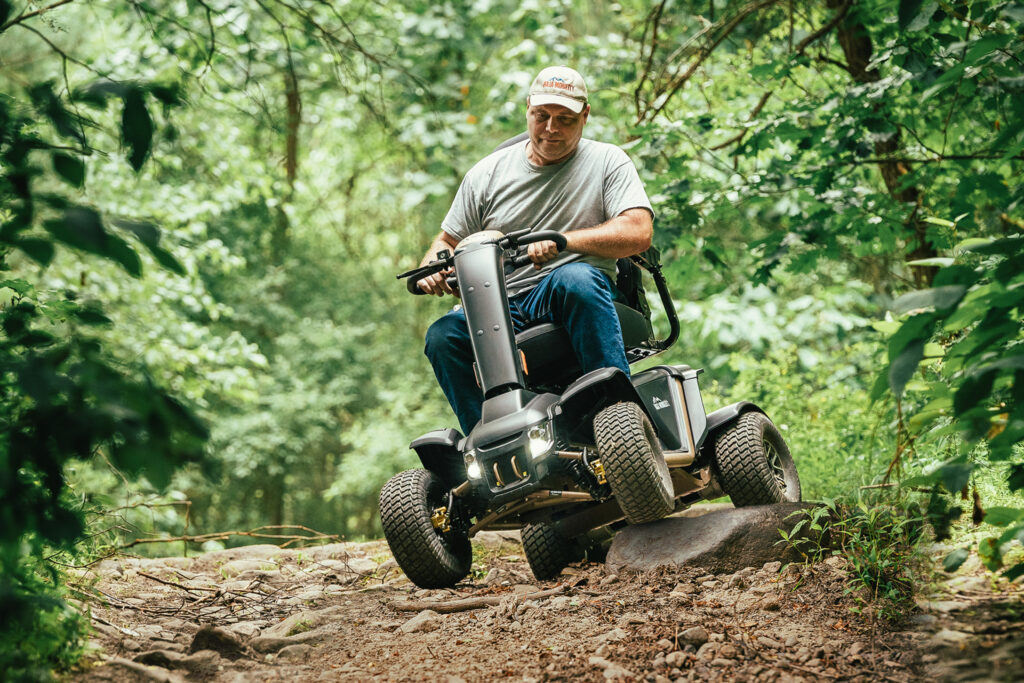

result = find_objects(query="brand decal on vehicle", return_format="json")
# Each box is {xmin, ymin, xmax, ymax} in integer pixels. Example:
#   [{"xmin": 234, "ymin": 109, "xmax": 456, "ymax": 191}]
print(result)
[{"xmin": 652, "ymin": 397, "xmax": 670, "ymax": 410}]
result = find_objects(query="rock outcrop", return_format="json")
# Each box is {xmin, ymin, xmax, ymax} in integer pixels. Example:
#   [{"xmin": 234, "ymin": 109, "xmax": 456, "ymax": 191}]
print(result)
[{"xmin": 606, "ymin": 503, "xmax": 819, "ymax": 573}]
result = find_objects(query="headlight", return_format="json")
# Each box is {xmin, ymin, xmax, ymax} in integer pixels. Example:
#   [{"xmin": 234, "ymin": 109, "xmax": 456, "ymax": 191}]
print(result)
[
  {"xmin": 527, "ymin": 422, "xmax": 553, "ymax": 459},
  {"xmin": 463, "ymin": 450, "xmax": 482, "ymax": 479}
]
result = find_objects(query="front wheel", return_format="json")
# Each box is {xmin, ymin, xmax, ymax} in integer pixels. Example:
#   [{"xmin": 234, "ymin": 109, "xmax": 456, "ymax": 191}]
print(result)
[
  {"xmin": 712, "ymin": 411, "xmax": 801, "ymax": 506},
  {"xmin": 522, "ymin": 523, "xmax": 583, "ymax": 580},
  {"xmin": 379, "ymin": 469, "xmax": 471, "ymax": 588},
  {"xmin": 594, "ymin": 402, "xmax": 674, "ymax": 524}
]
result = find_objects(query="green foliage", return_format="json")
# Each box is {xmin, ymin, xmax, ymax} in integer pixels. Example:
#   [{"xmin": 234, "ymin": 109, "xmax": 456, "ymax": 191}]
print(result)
[
  {"xmin": 0, "ymin": 551, "xmax": 88, "ymax": 681},
  {"xmin": 1, "ymin": 6, "xmax": 209, "ymax": 675},
  {"xmin": 780, "ymin": 495, "xmax": 928, "ymax": 620},
  {"xmin": 877, "ymin": 235, "xmax": 1024, "ymax": 579}
]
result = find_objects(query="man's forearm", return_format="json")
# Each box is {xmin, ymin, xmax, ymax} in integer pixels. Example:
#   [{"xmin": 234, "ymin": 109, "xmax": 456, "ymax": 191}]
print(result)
[
  {"xmin": 564, "ymin": 208, "xmax": 653, "ymax": 259},
  {"xmin": 420, "ymin": 230, "xmax": 460, "ymax": 267}
]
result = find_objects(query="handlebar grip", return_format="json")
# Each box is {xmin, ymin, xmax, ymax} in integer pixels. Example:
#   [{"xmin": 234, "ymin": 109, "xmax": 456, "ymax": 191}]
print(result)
[
  {"xmin": 516, "ymin": 230, "xmax": 567, "ymax": 251},
  {"xmin": 407, "ymin": 277, "xmax": 427, "ymax": 295}
]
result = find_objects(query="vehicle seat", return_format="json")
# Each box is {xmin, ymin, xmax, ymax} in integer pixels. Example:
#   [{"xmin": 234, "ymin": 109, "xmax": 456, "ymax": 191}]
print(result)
[{"xmin": 515, "ymin": 259, "xmax": 654, "ymax": 389}]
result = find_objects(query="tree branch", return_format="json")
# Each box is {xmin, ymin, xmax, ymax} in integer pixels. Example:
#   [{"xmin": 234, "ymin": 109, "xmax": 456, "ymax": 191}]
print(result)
[
  {"xmin": 794, "ymin": 0, "xmax": 850, "ymax": 54},
  {"xmin": 1, "ymin": 0, "xmax": 75, "ymax": 32},
  {"xmin": 640, "ymin": 0, "xmax": 780, "ymax": 124},
  {"xmin": 709, "ymin": 90, "xmax": 773, "ymax": 151}
]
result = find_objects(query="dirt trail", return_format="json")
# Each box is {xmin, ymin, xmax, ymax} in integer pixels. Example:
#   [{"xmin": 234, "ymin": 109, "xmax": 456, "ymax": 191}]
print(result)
[{"xmin": 71, "ymin": 534, "xmax": 1021, "ymax": 682}]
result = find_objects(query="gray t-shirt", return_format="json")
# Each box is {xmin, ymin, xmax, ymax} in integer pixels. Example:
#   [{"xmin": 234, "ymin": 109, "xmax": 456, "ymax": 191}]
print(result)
[{"xmin": 440, "ymin": 138, "xmax": 653, "ymax": 297}]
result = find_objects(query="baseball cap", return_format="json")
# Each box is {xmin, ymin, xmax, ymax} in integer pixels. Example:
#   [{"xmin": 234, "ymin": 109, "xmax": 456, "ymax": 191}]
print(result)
[{"xmin": 527, "ymin": 66, "xmax": 588, "ymax": 113}]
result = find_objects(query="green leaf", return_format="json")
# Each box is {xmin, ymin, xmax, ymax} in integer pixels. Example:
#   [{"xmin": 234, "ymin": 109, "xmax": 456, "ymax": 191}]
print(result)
[
  {"xmin": 983, "ymin": 507, "xmax": 1024, "ymax": 527},
  {"xmin": 14, "ymin": 237, "xmax": 54, "ymax": 265},
  {"xmin": 906, "ymin": 257, "xmax": 954, "ymax": 268},
  {"xmin": 0, "ymin": 278, "xmax": 33, "ymax": 295},
  {"xmin": 52, "ymin": 153, "xmax": 86, "ymax": 188},
  {"xmin": 122, "ymin": 88, "xmax": 153, "ymax": 171},
  {"xmin": 942, "ymin": 548, "xmax": 969, "ymax": 572},
  {"xmin": 892, "ymin": 285, "xmax": 966, "ymax": 314},
  {"xmin": 890, "ymin": 338, "xmax": 925, "ymax": 397},
  {"xmin": 936, "ymin": 458, "xmax": 975, "ymax": 494},
  {"xmin": 43, "ymin": 207, "xmax": 142, "ymax": 276},
  {"xmin": 898, "ymin": 0, "xmax": 925, "ymax": 29},
  {"xmin": 963, "ymin": 35, "xmax": 1013, "ymax": 67},
  {"xmin": 112, "ymin": 218, "xmax": 186, "ymax": 275}
]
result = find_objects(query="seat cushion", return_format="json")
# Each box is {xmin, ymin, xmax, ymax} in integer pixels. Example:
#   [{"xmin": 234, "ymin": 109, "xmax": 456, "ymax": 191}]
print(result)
[{"xmin": 515, "ymin": 302, "xmax": 652, "ymax": 386}]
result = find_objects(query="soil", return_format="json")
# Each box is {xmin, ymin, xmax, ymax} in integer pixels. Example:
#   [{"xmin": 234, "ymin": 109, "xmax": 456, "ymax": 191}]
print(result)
[{"xmin": 69, "ymin": 533, "xmax": 1022, "ymax": 682}]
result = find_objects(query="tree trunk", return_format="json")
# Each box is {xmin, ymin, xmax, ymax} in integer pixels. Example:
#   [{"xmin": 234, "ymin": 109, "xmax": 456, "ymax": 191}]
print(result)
[
  {"xmin": 827, "ymin": 0, "xmax": 936, "ymax": 287},
  {"xmin": 272, "ymin": 66, "xmax": 301, "ymax": 261}
]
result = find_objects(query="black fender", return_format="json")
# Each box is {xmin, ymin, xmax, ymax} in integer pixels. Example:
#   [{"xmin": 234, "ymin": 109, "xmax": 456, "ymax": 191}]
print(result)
[
  {"xmin": 410, "ymin": 428, "xmax": 465, "ymax": 489},
  {"xmin": 554, "ymin": 367, "xmax": 655, "ymax": 446}
]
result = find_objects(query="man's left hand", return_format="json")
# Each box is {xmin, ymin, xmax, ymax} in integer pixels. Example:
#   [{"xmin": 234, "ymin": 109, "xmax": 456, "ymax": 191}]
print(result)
[{"xmin": 527, "ymin": 239, "xmax": 561, "ymax": 269}]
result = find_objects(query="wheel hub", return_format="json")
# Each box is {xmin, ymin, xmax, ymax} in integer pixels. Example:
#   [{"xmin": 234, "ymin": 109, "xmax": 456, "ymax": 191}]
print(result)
[{"xmin": 763, "ymin": 439, "xmax": 787, "ymax": 489}]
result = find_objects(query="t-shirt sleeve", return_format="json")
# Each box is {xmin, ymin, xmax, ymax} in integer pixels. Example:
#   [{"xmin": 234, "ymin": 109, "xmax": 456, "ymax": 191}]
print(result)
[
  {"xmin": 603, "ymin": 148, "xmax": 654, "ymax": 220},
  {"xmin": 440, "ymin": 174, "xmax": 481, "ymax": 241}
]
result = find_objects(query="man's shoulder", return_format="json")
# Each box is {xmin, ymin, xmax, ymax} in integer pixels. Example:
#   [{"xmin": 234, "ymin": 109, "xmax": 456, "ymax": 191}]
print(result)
[
  {"xmin": 577, "ymin": 138, "xmax": 631, "ymax": 164},
  {"xmin": 465, "ymin": 140, "xmax": 524, "ymax": 179}
]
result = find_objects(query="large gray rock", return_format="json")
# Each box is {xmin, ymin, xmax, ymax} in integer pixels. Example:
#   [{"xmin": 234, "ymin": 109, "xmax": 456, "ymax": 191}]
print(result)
[{"xmin": 606, "ymin": 503, "xmax": 820, "ymax": 573}]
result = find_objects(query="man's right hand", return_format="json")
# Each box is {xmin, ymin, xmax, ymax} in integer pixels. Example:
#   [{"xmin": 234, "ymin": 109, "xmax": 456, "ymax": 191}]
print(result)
[{"xmin": 417, "ymin": 269, "xmax": 457, "ymax": 297}]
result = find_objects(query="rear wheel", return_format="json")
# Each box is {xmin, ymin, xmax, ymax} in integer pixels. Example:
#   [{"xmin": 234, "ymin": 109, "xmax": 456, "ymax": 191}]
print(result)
[
  {"xmin": 522, "ymin": 523, "xmax": 583, "ymax": 580},
  {"xmin": 379, "ymin": 469, "xmax": 471, "ymax": 588},
  {"xmin": 712, "ymin": 411, "xmax": 801, "ymax": 506},
  {"xmin": 594, "ymin": 402, "xmax": 674, "ymax": 524}
]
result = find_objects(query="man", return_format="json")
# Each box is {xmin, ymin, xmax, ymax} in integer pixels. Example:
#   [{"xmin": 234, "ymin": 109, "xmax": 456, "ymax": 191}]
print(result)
[{"xmin": 417, "ymin": 66, "xmax": 654, "ymax": 434}]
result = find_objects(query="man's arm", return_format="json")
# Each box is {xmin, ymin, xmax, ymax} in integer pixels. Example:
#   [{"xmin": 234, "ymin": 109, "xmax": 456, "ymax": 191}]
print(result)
[
  {"xmin": 526, "ymin": 208, "xmax": 653, "ymax": 266},
  {"xmin": 416, "ymin": 230, "xmax": 460, "ymax": 296}
]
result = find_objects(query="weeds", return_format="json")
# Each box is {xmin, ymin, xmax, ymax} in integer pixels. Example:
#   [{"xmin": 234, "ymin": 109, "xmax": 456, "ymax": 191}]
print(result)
[{"xmin": 779, "ymin": 494, "xmax": 929, "ymax": 621}]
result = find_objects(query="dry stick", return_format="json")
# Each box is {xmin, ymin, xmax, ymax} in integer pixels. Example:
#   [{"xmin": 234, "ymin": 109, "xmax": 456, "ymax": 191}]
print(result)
[
  {"xmin": 388, "ymin": 585, "xmax": 567, "ymax": 614},
  {"xmin": 138, "ymin": 570, "xmax": 213, "ymax": 597},
  {"xmin": 117, "ymin": 524, "xmax": 340, "ymax": 550}
]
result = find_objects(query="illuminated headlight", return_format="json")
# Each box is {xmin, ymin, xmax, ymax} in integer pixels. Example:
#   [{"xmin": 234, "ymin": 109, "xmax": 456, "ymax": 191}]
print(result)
[
  {"xmin": 463, "ymin": 450, "xmax": 482, "ymax": 479},
  {"xmin": 527, "ymin": 422, "xmax": 554, "ymax": 459}
]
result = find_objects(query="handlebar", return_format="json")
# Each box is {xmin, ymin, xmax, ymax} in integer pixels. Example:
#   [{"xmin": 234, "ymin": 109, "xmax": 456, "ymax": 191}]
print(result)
[{"xmin": 398, "ymin": 230, "xmax": 568, "ymax": 295}]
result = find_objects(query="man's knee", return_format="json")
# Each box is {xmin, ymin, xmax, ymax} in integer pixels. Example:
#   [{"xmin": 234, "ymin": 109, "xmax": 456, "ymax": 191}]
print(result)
[
  {"xmin": 548, "ymin": 262, "xmax": 612, "ymax": 301},
  {"xmin": 425, "ymin": 312, "xmax": 467, "ymax": 360}
]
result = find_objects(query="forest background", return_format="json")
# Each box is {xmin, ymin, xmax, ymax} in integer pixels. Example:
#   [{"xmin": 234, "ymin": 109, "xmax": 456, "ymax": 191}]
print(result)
[{"xmin": 1, "ymin": 0, "xmax": 1022, "ymax": 675}]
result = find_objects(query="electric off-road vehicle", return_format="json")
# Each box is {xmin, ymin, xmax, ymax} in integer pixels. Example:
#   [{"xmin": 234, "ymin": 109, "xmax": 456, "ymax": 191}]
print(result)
[{"xmin": 380, "ymin": 228, "xmax": 801, "ymax": 588}]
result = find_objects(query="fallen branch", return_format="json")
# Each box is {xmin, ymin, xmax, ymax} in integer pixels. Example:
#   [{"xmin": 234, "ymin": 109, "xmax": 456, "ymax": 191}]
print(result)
[
  {"xmin": 118, "ymin": 525, "xmax": 340, "ymax": 550},
  {"xmin": 388, "ymin": 585, "xmax": 567, "ymax": 614}
]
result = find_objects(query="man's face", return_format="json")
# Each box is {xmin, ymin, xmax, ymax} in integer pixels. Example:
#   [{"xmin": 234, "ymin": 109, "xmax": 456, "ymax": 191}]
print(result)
[{"xmin": 526, "ymin": 102, "xmax": 589, "ymax": 165}]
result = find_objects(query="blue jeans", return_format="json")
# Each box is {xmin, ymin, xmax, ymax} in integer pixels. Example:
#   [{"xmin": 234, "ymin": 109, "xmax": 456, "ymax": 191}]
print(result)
[{"xmin": 425, "ymin": 262, "xmax": 630, "ymax": 434}]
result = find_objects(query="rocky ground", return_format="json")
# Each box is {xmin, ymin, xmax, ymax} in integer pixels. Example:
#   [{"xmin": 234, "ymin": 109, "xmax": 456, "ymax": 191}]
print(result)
[{"xmin": 68, "ymin": 528, "xmax": 1022, "ymax": 682}]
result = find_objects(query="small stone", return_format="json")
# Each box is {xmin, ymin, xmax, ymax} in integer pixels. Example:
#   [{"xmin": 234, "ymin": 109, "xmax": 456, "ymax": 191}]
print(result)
[
  {"xmin": 484, "ymin": 568, "xmax": 502, "ymax": 585},
  {"xmin": 665, "ymin": 651, "xmax": 687, "ymax": 667},
  {"xmin": 758, "ymin": 636, "xmax": 783, "ymax": 650},
  {"xmin": 762, "ymin": 561, "xmax": 782, "ymax": 574},
  {"xmin": 849, "ymin": 642, "xmax": 866, "ymax": 656},
  {"xmin": 656, "ymin": 638, "xmax": 674, "ymax": 651},
  {"xmin": 910, "ymin": 613, "xmax": 938, "ymax": 628},
  {"xmin": 718, "ymin": 644, "xmax": 739, "ymax": 659},
  {"xmin": 761, "ymin": 596, "xmax": 781, "ymax": 611},
  {"xmin": 670, "ymin": 582, "xmax": 696, "ymax": 596},
  {"xmin": 596, "ymin": 627, "xmax": 628, "ymax": 644},
  {"xmin": 728, "ymin": 574, "xmax": 748, "ymax": 589},
  {"xmin": 276, "ymin": 644, "xmax": 313, "ymax": 661},
  {"xmin": 188, "ymin": 626, "xmax": 246, "ymax": 660},
  {"xmin": 679, "ymin": 626, "xmax": 709, "ymax": 646},
  {"xmin": 400, "ymin": 610, "xmax": 441, "ymax": 634}
]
